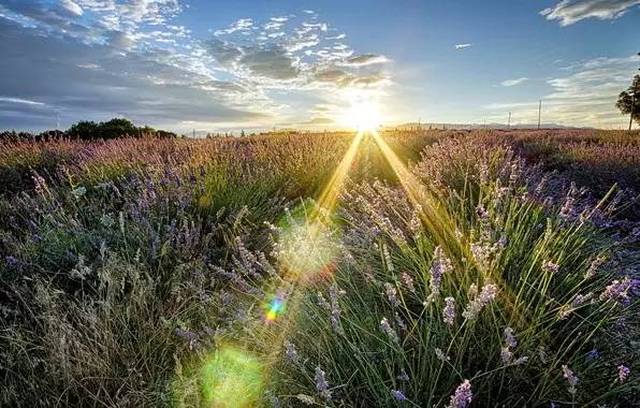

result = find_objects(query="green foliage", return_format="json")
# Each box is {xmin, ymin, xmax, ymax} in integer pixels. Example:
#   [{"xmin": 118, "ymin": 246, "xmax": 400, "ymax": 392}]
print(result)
[
  {"xmin": 0, "ymin": 131, "xmax": 638, "ymax": 407},
  {"xmin": 616, "ymin": 74, "xmax": 640, "ymax": 129},
  {"xmin": 67, "ymin": 117, "xmax": 139, "ymax": 140}
]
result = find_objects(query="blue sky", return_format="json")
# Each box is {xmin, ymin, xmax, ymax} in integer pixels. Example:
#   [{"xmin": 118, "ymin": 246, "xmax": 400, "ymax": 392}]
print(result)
[{"xmin": 0, "ymin": 0, "xmax": 638, "ymax": 132}]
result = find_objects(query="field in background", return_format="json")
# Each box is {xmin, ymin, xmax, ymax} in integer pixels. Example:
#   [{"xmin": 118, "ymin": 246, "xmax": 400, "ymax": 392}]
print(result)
[{"xmin": 1, "ymin": 129, "xmax": 639, "ymax": 406}]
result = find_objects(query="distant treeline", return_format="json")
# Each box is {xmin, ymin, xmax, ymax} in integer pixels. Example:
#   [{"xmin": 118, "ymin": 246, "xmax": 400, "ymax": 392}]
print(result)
[{"xmin": 0, "ymin": 118, "xmax": 177, "ymax": 142}]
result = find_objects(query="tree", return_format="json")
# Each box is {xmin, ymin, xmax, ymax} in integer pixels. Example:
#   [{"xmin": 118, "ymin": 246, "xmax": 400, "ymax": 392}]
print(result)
[
  {"xmin": 98, "ymin": 118, "xmax": 137, "ymax": 139},
  {"xmin": 617, "ymin": 75, "xmax": 640, "ymax": 130},
  {"xmin": 67, "ymin": 121, "xmax": 99, "ymax": 140}
]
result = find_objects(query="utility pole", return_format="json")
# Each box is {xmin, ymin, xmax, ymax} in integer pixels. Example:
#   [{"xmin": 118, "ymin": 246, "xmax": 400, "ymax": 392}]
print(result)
[
  {"xmin": 507, "ymin": 111, "xmax": 511, "ymax": 129},
  {"xmin": 537, "ymin": 100, "xmax": 542, "ymax": 130}
]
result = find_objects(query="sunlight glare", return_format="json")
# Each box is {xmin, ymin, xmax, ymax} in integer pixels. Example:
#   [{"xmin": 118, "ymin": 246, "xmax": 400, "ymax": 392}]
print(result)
[{"xmin": 348, "ymin": 100, "xmax": 381, "ymax": 132}]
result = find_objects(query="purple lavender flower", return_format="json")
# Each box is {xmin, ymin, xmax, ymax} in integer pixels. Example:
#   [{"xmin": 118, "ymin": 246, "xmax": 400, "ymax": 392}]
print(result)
[
  {"xmin": 429, "ymin": 246, "xmax": 453, "ymax": 299},
  {"xmin": 542, "ymin": 260, "xmax": 559, "ymax": 274},
  {"xmin": 397, "ymin": 369, "xmax": 410, "ymax": 381},
  {"xmin": 463, "ymin": 283, "xmax": 499, "ymax": 321},
  {"xmin": 328, "ymin": 283, "xmax": 345, "ymax": 334},
  {"xmin": 401, "ymin": 272, "xmax": 416, "ymax": 293},
  {"xmin": 584, "ymin": 255, "xmax": 606, "ymax": 279},
  {"xmin": 391, "ymin": 389, "xmax": 407, "ymax": 401},
  {"xmin": 385, "ymin": 282, "xmax": 400, "ymax": 308},
  {"xmin": 562, "ymin": 365, "xmax": 579, "ymax": 394},
  {"xmin": 501, "ymin": 346, "xmax": 513, "ymax": 364},
  {"xmin": 284, "ymin": 340, "xmax": 298, "ymax": 363},
  {"xmin": 315, "ymin": 366, "xmax": 331, "ymax": 400},
  {"xmin": 435, "ymin": 348, "xmax": 450, "ymax": 362},
  {"xmin": 559, "ymin": 195, "xmax": 576, "ymax": 221},
  {"xmin": 571, "ymin": 292, "xmax": 593, "ymax": 307},
  {"xmin": 476, "ymin": 206, "xmax": 489, "ymax": 220},
  {"xmin": 380, "ymin": 317, "xmax": 399, "ymax": 344},
  {"xmin": 175, "ymin": 328, "xmax": 199, "ymax": 350},
  {"xmin": 447, "ymin": 380, "xmax": 473, "ymax": 408},
  {"xmin": 585, "ymin": 349, "xmax": 600, "ymax": 362},
  {"xmin": 504, "ymin": 327, "xmax": 517, "ymax": 349},
  {"xmin": 618, "ymin": 364, "xmax": 630, "ymax": 384},
  {"xmin": 478, "ymin": 284, "xmax": 498, "ymax": 305},
  {"xmin": 4, "ymin": 256, "xmax": 18, "ymax": 268},
  {"xmin": 443, "ymin": 297, "xmax": 456, "ymax": 325},
  {"xmin": 600, "ymin": 277, "xmax": 637, "ymax": 305}
]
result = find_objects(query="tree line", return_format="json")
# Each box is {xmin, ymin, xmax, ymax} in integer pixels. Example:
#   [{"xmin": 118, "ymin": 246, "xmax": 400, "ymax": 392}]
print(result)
[{"xmin": 0, "ymin": 118, "xmax": 177, "ymax": 142}]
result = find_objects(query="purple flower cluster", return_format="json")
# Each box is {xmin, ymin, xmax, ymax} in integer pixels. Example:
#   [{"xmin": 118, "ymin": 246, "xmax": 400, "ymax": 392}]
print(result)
[
  {"xmin": 447, "ymin": 380, "xmax": 473, "ymax": 408},
  {"xmin": 284, "ymin": 340, "xmax": 298, "ymax": 363},
  {"xmin": 600, "ymin": 277, "xmax": 638, "ymax": 305},
  {"xmin": 500, "ymin": 327, "xmax": 524, "ymax": 364},
  {"xmin": 385, "ymin": 282, "xmax": 400, "ymax": 308},
  {"xmin": 315, "ymin": 366, "xmax": 331, "ymax": 400},
  {"xmin": 618, "ymin": 364, "xmax": 630, "ymax": 384},
  {"xmin": 462, "ymin": 283, "xmax": 499, "ymax": 321},
  {"xmin": 380, "ymin": 317, "xmax": 400, "ymax": 344},
  {"xmin": 562, "ymin": 365, "xmax": 579, "ymax": 394},
  {"xmin": 400, "ymin": 272, "xmax": 416, "ymax": 293},
  {"xmin": 391, "ymin": 389, "xmax": 407, "ymax": 401},
  {"xmin": 504, "ymin": 327, "xmax": 518, "ymax": 349},
  {"xmin": 542, "ymin": 260, "xmax": 559, "ymax": 275},
  {"xmin": 443, "ymin": 297, "xmax": 456, "ymax": 326},
  {"xmin": 428, "ymin": 246, "xmax": 452, "ymax": 299}
]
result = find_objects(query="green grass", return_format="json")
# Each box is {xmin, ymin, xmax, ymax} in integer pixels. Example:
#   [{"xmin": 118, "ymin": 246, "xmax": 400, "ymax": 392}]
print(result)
[{"xmin": 0, "ymin": 131, "xmax": 638, "ymax": 407}]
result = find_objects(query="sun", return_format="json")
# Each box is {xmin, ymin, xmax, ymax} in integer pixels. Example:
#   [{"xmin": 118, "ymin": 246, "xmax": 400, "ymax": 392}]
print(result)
[{"xmin": 347, "ymin": 100, "xmax": 381, "ymax": 132}]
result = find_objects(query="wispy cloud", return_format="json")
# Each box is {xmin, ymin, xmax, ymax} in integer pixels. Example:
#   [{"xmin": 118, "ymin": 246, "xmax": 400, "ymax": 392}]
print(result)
[
  {"xmin": 0, "ymin": 1, "xmax": 391, "ymax": 130},
  {"xmin": 484, "ymin": 54, "xmax": 640, "ymax": 127},
  {"xmin": 0, "ymin": 96, "xmax": 45, "ymax": 105},
  {"xmin": 501, "ymin": 77, "xmax": 529, "ymax": 87},
  {"xmin": 541, "ymin": 0, "xmax": 640, "ymax": 26},
  {"xmin": 340, "ymin": 54, "xmax": 389, "ymax": 67},
  {"xmin": 455, "ymin": 43, "xmax": 472, "ymax": 50}
]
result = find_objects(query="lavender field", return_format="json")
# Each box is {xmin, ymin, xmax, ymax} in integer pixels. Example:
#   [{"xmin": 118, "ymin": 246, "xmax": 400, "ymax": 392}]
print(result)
[{"xmin": 1, "ymin": 129, "xmax": 639, "ymax": 407}]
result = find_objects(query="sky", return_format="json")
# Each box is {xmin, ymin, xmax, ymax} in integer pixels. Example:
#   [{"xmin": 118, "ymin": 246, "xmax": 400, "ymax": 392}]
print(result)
[{"xmin": 0, "ymin": 0, "xmax": 639, "ymax": 133}]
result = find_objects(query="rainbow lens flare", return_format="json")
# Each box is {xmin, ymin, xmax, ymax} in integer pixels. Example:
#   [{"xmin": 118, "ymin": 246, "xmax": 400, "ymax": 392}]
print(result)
[{"xmin": 264, "ymin": 293, "xmax": 286, "ymax": 322}]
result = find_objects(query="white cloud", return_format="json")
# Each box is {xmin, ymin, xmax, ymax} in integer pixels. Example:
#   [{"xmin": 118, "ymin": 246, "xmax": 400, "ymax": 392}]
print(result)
[
  {"xmin": 0, "ymin": 4, "xmax": 392, "ymax": 130},
  {"xmin": 214, "ymin": 18, "xmax": 254, "ymax": 36},
  {"xmin": 484, "ymin": 54, "xmax": 640, "ymax": 127},
  {"xmin": 501, "ymin": 77, "xmax": 529, "ymax": 87},
  {"xmin": 0, "ymin": 96, "xmax": 45, "ymax": 105},
  {"xmin": 60, "ymin": 0, "xmax": 83, "ymax": 16},
  {"xmin": 455, "ymin": 43, "xmax": 472, "ymax": 50},
  {"xmin": 541, "ymin": 0, "xmax": 640, "ymax": 26},
  {"xmin": 76, "ymin": 63, "xmax": 100, "ymax": 69},
  {"xmin": 340, "ymin": 54, "xmax": 390, "ymax": 67}
]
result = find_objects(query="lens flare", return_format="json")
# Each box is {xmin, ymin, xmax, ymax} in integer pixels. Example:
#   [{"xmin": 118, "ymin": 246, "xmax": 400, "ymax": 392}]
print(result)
[
  {"xmin": 199, "ymin": 346, "xmax": 264, "ymax": 408},
  {"xmin": 277, "ymin": 220, "xmax": 340, "ymax": 282},
  {"xmin": 264, "ymin": 292, "xmax": 286, "ymax": 322},
  {"xmin": 315, "ymin": 131, "xmax": 364, "ymax": 217}
]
